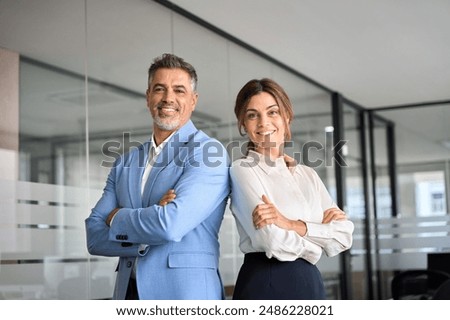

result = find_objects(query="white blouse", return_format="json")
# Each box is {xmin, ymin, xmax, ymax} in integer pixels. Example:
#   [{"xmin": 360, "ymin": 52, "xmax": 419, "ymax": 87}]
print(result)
[{"xmin": 230, "ymin": 150, "xmax": 354, "ymax": 264}]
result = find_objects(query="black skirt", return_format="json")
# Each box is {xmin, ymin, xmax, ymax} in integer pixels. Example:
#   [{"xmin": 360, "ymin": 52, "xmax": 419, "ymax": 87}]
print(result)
[{"xmin": 232, "ymin": 252, "xmax": 326, "ymax": 300}]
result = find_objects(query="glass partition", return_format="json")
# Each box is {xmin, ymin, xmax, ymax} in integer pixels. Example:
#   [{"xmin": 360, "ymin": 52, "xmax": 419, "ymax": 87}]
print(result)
[
  {"xmin": 375, "ymin": 104, "xmax": 450, "ymax": 299},
  {"xmin": 367, "ymin": 114, "xmax": 395, "ymax": 299},
  {"xmin": 339, "ymin": 101, "xmax": 370, "ymax": 299},
  {"xmin": 0, "ymin": 0, "xmax": 91, "ymax": 299}
]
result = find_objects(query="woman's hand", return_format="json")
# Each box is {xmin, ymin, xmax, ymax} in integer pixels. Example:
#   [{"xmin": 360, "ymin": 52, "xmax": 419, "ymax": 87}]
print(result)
[
  {"xmin": 322, "ymin": 207, "xmax": 347, "ymax": 224},
  {"xmin": 159, "ymin": 189, "xmax": 176, "ymax": 206},
  {"xmin": 252, "ymin": 195, "xmax": 307, "ymax": 236}
]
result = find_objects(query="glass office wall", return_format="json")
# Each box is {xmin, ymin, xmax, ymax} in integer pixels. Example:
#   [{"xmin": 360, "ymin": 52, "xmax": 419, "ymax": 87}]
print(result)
[
  {"xmin": 375, "ymin": 104, "xmax": 450, "ymax": 299},
  {"xmin": 337, "ymin": 100, "xmax": 372, "ymax": 299},
  {"xmin": 335, "ymin": 97, "xmax": 450, "ymax": 299},
  {"xmin": 367, "ymin": 114, "xmax": 396, "ymax": 299},
  {"xmin": 0, "ymin": 0, "xmax": 93, "ymax": 299},
  {"xmin": 376, "ymin": 105, "xmax": 449, "ymax": 218},
  {"xmin": 1, "ymin": 0, "xmax": 349, "ymax": 299}
]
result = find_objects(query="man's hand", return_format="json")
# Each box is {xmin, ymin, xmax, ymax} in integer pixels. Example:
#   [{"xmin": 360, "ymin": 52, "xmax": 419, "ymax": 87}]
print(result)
[
  {"xmin": 106, "ymin": 207, "xmax": 121, "ymax": 226},
  {"xmin": 159, "ymin": 189, "xmax": 176, "ymax": 206}
]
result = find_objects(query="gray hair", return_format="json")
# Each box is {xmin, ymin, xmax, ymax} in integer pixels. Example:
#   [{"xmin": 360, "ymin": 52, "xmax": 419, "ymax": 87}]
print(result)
[{"xmin": 148, "ymin": 53, "xmax": 198, "ymax": 92}]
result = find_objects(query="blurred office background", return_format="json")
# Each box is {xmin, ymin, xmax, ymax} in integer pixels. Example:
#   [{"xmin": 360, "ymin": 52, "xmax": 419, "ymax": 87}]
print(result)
[{"xmin": 0, "ymin": 0, "xmax": 449, "ymax": 299}]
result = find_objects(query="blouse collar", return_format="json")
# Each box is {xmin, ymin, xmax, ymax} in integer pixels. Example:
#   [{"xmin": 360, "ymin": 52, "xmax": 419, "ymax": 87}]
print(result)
[{"xmin": 246, "ymin": 150, "xmax": 288, "ymax": 175}]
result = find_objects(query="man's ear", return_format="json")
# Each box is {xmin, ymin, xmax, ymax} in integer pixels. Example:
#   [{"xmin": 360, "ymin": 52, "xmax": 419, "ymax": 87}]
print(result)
[{"xmin": 191, "ymin": 92, "xmax": 198, "ymax": 110}]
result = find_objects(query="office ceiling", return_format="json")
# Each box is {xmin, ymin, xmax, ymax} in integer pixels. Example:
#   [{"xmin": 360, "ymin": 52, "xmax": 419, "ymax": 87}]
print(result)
[
  {"xmin": 167, "ymin": 0, "xmax": 450, "ymax": 164},
  {"xmin": 1, "ymin": 0, "xmax": 449, "ymax": 108},
  {"xmin": 0, "ymin": 0, "xmax": 449, "ymax": 164},
  {"xmin": 170, "ymin": 0, "xmax": 450, "ymax": 108}
]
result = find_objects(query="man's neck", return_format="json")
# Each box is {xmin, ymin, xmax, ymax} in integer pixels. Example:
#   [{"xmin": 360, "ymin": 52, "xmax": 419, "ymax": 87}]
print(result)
[{"xmin": 153, "ymin": 129, "xmax": 176, "ymax": 146}]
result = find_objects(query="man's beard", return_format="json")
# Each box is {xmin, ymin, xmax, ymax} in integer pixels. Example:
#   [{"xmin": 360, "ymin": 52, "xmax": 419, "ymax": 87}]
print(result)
[
  {"xmin": 154, "ymin": 114, "xmax": 180, "ymax": 131},
  {"xmin": 153, "ymin": 102, "xmax": 180, "ymax": 131}
]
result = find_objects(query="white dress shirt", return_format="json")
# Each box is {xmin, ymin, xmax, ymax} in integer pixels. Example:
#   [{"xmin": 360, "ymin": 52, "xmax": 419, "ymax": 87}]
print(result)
[
  {"xmin": 230, "ymin": 150, "xmax": 354, "ymax": 264},
  {"xmin": 140, "ymin": 133, "xmax": 174, "ymax": 196}
]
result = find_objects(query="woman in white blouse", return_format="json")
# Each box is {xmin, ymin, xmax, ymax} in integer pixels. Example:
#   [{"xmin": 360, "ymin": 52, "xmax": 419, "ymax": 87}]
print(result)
[{"xmin": 230, "ymin": 78, "xmax": 354, "ymax": 300}]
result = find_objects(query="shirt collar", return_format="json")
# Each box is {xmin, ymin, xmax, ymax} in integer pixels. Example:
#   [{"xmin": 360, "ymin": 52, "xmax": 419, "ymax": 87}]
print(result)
[
  {"xmin": 150, "ymin": 131, "xmax": 176, "ymax": 156},
  {"xmin": 247, "ymin": 150, "xmax": 287, "ymax": 175}
]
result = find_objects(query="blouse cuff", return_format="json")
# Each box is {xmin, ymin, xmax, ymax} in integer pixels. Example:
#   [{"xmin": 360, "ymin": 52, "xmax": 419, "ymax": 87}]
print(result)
[{"xmin": 304, "ymin": 222, "xmax": 331, "ymax": 238}]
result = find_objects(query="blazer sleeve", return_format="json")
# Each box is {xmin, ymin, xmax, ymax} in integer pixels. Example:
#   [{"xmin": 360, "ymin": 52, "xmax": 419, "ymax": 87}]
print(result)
[
  {"xmin": 108, "ymin": 139, "xmax": 230, "ymax": 245},
  {"xmin": 230, "ymin": 161, "xmax": 324, "ymax": 264},
  {"xmin": 85, "ymin": 158, "xmax": 141, "ymax": 257}
]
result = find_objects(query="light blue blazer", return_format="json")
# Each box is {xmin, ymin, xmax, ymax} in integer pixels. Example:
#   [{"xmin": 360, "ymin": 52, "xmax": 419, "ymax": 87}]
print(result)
[{"xmin": 85, "ymin": 121, "xmax": 230, "ymax": 299}]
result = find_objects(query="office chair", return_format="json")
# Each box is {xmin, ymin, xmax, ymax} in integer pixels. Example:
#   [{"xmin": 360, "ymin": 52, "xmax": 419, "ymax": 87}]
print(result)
[
  {"xmin": 391, "ymin": 269, "xmax": 450, "ymax": 300},
  {"xmin": 432, "ymin": 279, "xmax": 450, "ymax": 300}
]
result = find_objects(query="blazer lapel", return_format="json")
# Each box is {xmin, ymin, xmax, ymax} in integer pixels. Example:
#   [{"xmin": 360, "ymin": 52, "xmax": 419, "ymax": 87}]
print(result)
[
  {"xmin": 141, "ymin": 121, "xmax": 197, "ymax": 206},
  {"xmin": 128, "ymin": 141, "xmax": 150, "ymax": 209}
]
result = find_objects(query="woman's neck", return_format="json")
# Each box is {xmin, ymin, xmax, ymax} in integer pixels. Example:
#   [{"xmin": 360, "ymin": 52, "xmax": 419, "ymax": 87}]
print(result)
[{"xmin": 254, "ymin": 146, "xmax": 283, "ymax": 160}]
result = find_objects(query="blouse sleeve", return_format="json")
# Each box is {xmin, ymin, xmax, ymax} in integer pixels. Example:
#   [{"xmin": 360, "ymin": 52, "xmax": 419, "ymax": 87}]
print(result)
[
  {"xmin": 230, "ymin": 161, "xmax": 324, "ymax": 264},
  {"xmin": 302, "ymin": 167, "xmax": 354, "ymax": 257}
]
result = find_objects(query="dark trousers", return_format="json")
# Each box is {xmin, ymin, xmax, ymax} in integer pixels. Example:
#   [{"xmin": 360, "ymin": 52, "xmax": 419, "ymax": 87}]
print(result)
[
  {"xmin": 233, "ymin": 252, "xmax": 326, "ymax": 300},
  {"xmin": 125, "ymin": 277, "xmax": 139, "ymax": 300}
]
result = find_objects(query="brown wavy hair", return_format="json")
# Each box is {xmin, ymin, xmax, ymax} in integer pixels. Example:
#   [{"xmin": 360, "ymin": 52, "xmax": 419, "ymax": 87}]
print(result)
[{"xmin": 234, "ymin": 78, "xmax": 294, "ymax": 151}]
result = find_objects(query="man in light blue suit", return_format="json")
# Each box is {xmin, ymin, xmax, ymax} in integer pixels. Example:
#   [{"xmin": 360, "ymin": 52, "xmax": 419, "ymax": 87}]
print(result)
[{"xmin": 85, "ymin": 54, "xmax": 230, "ymax": 299}]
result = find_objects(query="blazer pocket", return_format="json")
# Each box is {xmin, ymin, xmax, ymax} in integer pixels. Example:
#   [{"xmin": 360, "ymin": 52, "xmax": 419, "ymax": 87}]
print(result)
[{"xmin": 168, "ymin": 252, "xmax": 216, "ymax": 269}]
